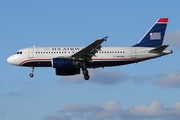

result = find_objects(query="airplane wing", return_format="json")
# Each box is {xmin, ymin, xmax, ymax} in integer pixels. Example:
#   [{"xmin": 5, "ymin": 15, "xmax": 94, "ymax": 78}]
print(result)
[{"xmin": 71, "ymin": 36, "xmax": 108, "ymax": 61}]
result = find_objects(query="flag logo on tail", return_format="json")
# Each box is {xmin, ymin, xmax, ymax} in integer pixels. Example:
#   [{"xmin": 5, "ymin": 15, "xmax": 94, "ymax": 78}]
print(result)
[{"xmin": 150, "ymin": 32, "xmax": 161, "ymax": 40}]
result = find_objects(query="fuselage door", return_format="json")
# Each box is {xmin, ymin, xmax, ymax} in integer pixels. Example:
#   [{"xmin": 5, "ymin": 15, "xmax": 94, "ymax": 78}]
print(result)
[
  {"xmin": 131, "ymin": 47, "xmax": 136, "ymax": 58},
  {"xmin": 28, "ymin": 48, "xmax": 34, "ymax": 58}
]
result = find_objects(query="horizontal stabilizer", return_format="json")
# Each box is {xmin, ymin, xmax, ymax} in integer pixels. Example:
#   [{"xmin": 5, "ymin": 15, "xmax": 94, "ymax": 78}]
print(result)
[{"xmin": 149, "ymin": 45, "xmax": 169, "ymax": 53}]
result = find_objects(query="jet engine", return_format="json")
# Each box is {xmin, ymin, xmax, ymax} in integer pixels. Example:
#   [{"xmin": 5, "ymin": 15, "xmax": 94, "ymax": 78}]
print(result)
[{"xmin": 52, "ymin": 58, "xmax": 79, "ymax": 68}]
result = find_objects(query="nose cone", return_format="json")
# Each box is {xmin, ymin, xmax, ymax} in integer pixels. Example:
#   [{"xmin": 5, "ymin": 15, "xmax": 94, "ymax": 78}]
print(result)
[
  {"xmin": 7, "ymin": 56, "xmax": 14, "ymax": 64},
  {"xmin": 7, "ymin": 55, "xmax": 19, "ymax": 65}
]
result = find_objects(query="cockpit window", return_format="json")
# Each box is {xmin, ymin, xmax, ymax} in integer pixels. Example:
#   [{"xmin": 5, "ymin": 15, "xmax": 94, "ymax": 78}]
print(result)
[{"xmin": 16, "ymin": 51, "xmax": 22, "ymax": 54}]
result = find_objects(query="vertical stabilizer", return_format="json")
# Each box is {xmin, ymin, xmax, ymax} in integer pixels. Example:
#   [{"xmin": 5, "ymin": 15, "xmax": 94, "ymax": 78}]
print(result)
[{"xmin": 133, "ymin": 18, "xmax": 168, "ymax": 47}]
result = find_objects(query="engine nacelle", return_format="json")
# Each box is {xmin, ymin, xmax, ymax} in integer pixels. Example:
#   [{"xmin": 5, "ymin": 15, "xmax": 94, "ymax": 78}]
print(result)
[{"xmin": 52, "ymin": 58, "xmax": 79, "ymax": 68}]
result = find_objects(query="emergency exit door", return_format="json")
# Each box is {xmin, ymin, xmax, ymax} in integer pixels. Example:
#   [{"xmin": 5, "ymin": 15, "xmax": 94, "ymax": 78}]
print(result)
[
  {"xmin": 28, "ymin": 48, "xmax": 34, "ymax": 58},
  {"xmin": 131, "ymin": 48, "xmax": 136, "ymax": 58}
]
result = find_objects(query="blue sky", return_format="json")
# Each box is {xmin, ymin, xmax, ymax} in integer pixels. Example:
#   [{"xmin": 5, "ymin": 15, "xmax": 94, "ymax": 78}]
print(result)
[{"xmin": 1, "ymin": 1, "xmax": 180, "ymax": 120}]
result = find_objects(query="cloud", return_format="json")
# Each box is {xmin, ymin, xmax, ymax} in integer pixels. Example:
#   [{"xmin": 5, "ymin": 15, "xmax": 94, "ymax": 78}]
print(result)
[
  {"xmin": 164, "ymin": 30, "xmax": 180, "ymax": 48},
  {"xmin": 60, "ymin": 69, "xmax": 128, "ymax": 85},
  {"xmin": 43, "ymin": 114, "xmax": 71, "ymax": 120},
  {"xmin": 127, "ymin": 100, "xmax": 180, "ymax": 120},
  {"xmin": 156, "ymin": 71, "xmax": 180, "ymax": 88},
  {"xmin": 128, "ymin": 100, "xmax": 166, "ymax": 119},
  {"xmin": 59, "ymin": 103, "xmax": 103, "ymax": 120},
  {"xmin": 43, "ymin": 101, "xmax": 122, "ymax": 120},
  {"xmin": 60, "ymin": 103, "xmax": 103, "ymax": 113},
  {"xmin": 0, "ymin": 92, "xmax": 22, "ymax": 98},
  {"xmin": 43, "ymin": 100, "xmax": 180, "ymax": 120},
  {"xmin": 131, "ymin": 71, "xmax": 180, "ymax": 88},
  {"xmin": 8, "ymin": 92, "xmax": 22, "ymax": 97},
  {"xmin": 131, "ymin": 75, "xmax": 151, "ymax": 83},
  {"xmin": 60, "ymin": 68, "xmax": 180, "ymax": 88}
]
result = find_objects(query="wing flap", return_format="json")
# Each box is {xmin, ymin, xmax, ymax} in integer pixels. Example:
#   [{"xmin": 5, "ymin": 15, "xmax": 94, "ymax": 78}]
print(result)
[{"xmin": 71, "ymin": 36, "xmax": 107, "ymax": 60}]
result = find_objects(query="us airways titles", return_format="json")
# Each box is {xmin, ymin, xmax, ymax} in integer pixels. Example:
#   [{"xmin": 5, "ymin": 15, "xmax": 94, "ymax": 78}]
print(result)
[{"xmin": 51, "ymin": 47, "xmax": 83, "ymax": 51}]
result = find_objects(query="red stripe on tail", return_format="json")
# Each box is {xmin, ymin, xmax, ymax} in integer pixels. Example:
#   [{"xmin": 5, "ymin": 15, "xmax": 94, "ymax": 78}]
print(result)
[{"xmin": 157, "ymin": 18, "xmax": 168, "ymax": 23}]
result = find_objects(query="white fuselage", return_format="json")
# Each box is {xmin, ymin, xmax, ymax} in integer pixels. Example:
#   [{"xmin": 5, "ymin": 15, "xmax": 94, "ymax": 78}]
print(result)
[{"xmin": 7, "ymin": 46, "xmax": 172, "ymax": 68}]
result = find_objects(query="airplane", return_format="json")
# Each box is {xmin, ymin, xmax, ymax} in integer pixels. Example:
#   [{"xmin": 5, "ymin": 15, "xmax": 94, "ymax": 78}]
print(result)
[{"xmin": 7, "ymin": 18, "xmax": 172, "ymax": 80}]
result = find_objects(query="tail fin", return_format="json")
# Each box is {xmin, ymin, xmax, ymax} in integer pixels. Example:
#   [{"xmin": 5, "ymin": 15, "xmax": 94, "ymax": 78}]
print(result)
[{"xmin": 133, "ymin": 18, "xmax": 168, "ymax": 47}]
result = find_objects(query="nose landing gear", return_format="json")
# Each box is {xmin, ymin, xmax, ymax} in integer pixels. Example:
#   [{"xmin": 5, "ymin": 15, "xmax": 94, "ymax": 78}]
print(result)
[{"xmin": 29, "ymin": 67, "xmax": 34, "ymax": 78}]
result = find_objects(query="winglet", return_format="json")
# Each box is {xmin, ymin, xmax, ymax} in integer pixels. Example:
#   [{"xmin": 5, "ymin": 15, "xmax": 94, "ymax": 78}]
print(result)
[
  {"xmin": 97, "ymin": 36, "xmax": 108, "ymax": 41},
  {"xmin": 103, "ymin": 36, "xmax": 108, "ymax": 41}
]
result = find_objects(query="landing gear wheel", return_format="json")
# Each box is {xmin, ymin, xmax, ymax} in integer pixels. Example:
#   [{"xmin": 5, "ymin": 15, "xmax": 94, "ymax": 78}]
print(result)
[
  {"xmin": 82, "ymin": 69, "xmax": 88, "ymax": 75},
  {"xmin": 29, "ymin": 73, "xmax": 34, "ymax": 78},
  {"xmin": 84, "ymin": 75, "xmax": 90, "ymax": 80},
  {"xmin": 29, "ymin": 67, "xmax": 34, "ymax": 78}
]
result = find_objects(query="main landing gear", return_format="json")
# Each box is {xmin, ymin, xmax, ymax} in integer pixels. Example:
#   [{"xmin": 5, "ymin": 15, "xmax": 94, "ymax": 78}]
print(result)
[
  {"xmin": 29, "ymin": 67, "xmax": 34, "ymax": 78},
  {"xmin": 80, "ymin": 62, "xmax": 90, "ymax": 80},
  {"xmin": 82, "ymin": 68, "xmax": 90, "ymax": 80}
]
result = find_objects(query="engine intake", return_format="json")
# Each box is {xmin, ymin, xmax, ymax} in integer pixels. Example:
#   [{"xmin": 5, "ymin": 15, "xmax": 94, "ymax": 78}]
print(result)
[{"xmin": 52, "ymin": 58, "xmax": 79, "ymax": 68}]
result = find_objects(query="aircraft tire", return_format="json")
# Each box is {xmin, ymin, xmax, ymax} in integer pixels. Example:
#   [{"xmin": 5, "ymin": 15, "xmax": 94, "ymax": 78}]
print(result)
[
  {"xmin": 83, "ymin": 69, "xmax": 88, "ymax": 75},
  {"xmin": 84, "ymin": 75, "xmax": 90, "ymax": 80},
  {"xmin": 29, "ymin": 73, "xmax": 34, "ymax": 78}
]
